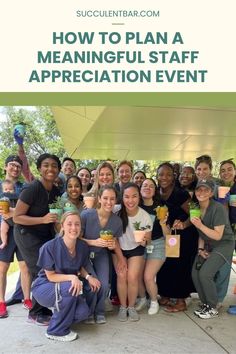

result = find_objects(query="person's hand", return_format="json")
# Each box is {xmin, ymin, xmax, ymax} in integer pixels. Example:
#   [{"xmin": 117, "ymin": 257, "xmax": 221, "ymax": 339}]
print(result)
[
  {"xmin": 95, "ymin": 238, "xmax": 109, "ymax": 248},
  {"xmin": 198, "ymin": 249, "xmax": 209, "ymax": 259},
  {"xmin": 0, "ymin": 242, "xmax": 7, "ymax": 249},
  {"xmin": 173, "ymin": 219, "xmax": 185, "ymax": 230},
  {"xmin": 159, "ymin": 212, "xmax": 169, "ymax": 226},
  {"xmin": 107, "ymin": 239, "xmax": 116, "ymax": 250},
  {"xmin": 42, "ymin": 212, "xmax": 58, "ymax": 224},
  {"xmin": 140, "ymin": 239, "xmax": 147, "ymax": 247},
  {"xmin": 14, "ymin": 127, "xmax": 24, "ymax": 145},
  {"xmin": 87, "ymin": 276, "xmax": 101, "ymax": 292},
  {"xmin": 190, "ymin": 216, "xmax": 203, "ymax": 229},
  {"xmin": 69, "ymin": 275, "xmax": 83, "ymax": 296}
]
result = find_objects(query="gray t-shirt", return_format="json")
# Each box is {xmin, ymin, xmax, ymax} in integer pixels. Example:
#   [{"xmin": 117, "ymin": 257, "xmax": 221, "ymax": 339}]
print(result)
[{"xmin": 199, "ymin": 199, "xmax": 234, "ymax": 249}]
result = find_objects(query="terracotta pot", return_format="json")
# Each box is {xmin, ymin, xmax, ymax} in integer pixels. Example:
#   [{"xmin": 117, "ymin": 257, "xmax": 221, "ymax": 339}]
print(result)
[
  {"xmin": 133, "ymin": 230, "xmax": 146, "ymax": 243},
  {"xmin": 218, "ymin": 186, "xmax": 230, "ymax": 198},
  {"xmin": 83, "ymin": 196, "xmax": 95, "ymax": 208}
]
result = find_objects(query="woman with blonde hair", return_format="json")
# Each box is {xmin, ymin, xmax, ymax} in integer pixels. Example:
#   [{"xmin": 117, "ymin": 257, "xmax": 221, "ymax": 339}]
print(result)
[{"xmin": 32, "ymin": 211, "xmax": 100, "ymax": 342}]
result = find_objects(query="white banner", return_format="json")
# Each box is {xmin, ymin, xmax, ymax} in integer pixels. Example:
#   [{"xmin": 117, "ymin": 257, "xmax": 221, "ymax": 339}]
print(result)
[{"xmin": 0, "ymin": 0, "xmax": 235, "ymax": 92}]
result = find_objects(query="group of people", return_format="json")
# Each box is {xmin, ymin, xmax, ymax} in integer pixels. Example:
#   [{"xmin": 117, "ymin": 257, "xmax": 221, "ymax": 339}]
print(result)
[{"xmin": 0, "ymin": 130, "xmax": 235, "ymax": 342}]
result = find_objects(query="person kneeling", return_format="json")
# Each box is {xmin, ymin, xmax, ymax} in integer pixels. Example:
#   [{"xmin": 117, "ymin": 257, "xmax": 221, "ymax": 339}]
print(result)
[{"xmin": 32, "ymin": 211, "xmax": 100, "ymax": 342}]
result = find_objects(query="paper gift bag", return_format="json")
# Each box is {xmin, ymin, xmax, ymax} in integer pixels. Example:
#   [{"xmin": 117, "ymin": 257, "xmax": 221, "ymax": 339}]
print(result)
[{"xmin": 165, "ymin": 230, "xmax": 180, "ymax": 258}]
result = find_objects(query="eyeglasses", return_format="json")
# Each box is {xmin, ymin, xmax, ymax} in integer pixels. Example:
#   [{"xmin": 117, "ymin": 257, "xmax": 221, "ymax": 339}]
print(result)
[{"xmin": 8, "ymin": 162, "xmax": 22, "ymax": 169}]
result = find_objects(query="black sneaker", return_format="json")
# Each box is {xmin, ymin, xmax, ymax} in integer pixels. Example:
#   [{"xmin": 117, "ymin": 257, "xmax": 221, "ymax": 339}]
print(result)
[
  {"xmin": 6, "ymin": 298, "xmax": 22, "ymax": 306},
  {"xmin": 27, "ymin": 314, "xmax": 51, "ymax": 326}
]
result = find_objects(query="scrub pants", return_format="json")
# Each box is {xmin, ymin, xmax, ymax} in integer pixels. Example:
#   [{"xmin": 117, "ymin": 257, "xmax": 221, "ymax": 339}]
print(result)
[
  {"xmin": 192, "ymin": 243, "xmax": 234, "ymax": 308},
  {"xmin": 32, "ymin": 280, "xmax": 89, "ymax": 336},
  {"xmin": 88, "ymin": 251, "xmax": 110, "ymax": 317},
  {"xmin": 215, "ymin": 261, "xmax": 232, "ymax": 302}
]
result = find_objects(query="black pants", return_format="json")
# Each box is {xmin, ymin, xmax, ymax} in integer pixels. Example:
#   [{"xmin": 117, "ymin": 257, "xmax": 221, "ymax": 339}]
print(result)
[{"xmin": 14, "ymin": 225, "xmax": 52, "ymax": 317}]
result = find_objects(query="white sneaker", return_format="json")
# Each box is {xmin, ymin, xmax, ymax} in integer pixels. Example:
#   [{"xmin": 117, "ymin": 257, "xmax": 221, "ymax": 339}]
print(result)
[
  {"xmin": 128, "ymin": 307, "xmax": 140, "ymax": 321},
  {"xmin": 45, "ymin": 330, "xmax": 78, "ymax": 342},
  {"xmin": 194, "ymin": 303, "xmax": 207, "ymax": 316},
  {"xmin": 148, "ymin": 301, "xmax": 159, "ymax": 315},
  {"xmin": 198, "ymin": 306, "xmax": 218, "ymax": 319},
  {"xmin": 135, "ymin": 297, "xmax": 147, "ymax": 312}
]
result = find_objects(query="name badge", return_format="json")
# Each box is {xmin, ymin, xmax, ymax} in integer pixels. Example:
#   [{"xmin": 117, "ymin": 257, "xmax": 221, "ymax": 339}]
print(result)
[
  {"xmin": 146, "ymin": 245, "xmax": 154, "ymax": 254},
  {"xmin": 90, "ymin": 252, "xmax": 95, "ymax": 259}
]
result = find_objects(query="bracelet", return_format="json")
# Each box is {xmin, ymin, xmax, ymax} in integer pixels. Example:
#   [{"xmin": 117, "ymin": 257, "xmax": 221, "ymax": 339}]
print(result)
[
  {"xmin": 85, "ymin": 274, "xmax": 91, "ymax": 280},
  {"xmin": 198, "ymin": 248, "xmax": 204, "ymax": 251}
]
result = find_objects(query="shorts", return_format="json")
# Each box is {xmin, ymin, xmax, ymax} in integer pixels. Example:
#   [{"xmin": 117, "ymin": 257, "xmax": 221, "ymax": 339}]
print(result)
[
  {"xmin": 122, "ymin": 245, "xmax": 145, "ymax": 259},
  {"xmin": 144, "ymin": 237, "xmax": 166, "ymax": 261},
  {"xmin": 0, "ymin": 227, "xmax": 23, "ymax": 263}
]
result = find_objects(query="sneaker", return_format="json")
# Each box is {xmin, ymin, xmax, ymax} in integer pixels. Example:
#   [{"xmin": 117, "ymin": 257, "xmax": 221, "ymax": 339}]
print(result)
[
  {"xmin": 95, "ymin": 315, "xmax": 106, "ymax": 324},
  {"xmin": 105, "ymin": 297, "xmax": 113, "ymax": 312},
  {"xmin": 84, "ymin": 315, "xmax": 95, "ymax": 324},
  {"xmin": 5, "ymin": 298, "xmax": 22, "ymax": 306},
  {"xmin": 148, "ymin": 301, "xmax": 159, "ymax": 315},
  {"xmin": 117, "ymin": 306, "xmax": 128, "ymax": 322},
  {"xmin": 23, "ymin": 299, "xmax": 32, "ymax": 310},
  {"xmin": 0, "ymin": 302, "xmax": 8, "ymax": 318},
  {"xmin": 46, "ymin": 330, "xmax": 78, "ymax": 342},
  {"xmin": 27, "ymin": 314, "xmax": 51, "ymax": 326},
  {"xmin": 198, "ymin": 306, "xmax": 218, "ymax": 319},
  {"xmin": 227, "ymin": 305, "xmax": 236, "ymax": 315},
  {"xmin": 128, "ymin": 307, "xmax": 140, "ymax": 322},
  {"xmin": 135, "ymin": 297, "xmax": 147, "ymax": 312},
  {"xmin": 194, "ymin": 304, "xmax": 207, "ymax": 316}
]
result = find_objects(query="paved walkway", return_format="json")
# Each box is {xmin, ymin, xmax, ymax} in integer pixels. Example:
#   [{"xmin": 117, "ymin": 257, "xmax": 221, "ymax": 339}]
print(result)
[{"xmin": 1, "ymin": 269, "xmax": 236, "ymax": 354}]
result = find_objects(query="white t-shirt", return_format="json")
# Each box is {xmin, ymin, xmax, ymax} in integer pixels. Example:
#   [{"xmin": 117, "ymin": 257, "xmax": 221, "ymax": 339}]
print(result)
[{"xmin": 118, "ymin": 207, "xmax": 153, "ymax": 251}]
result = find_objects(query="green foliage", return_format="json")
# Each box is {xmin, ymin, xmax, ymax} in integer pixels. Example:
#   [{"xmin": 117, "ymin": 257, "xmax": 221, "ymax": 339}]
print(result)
[
  {"xmin": 48, "ymin": 196, "xmax": 65, "ymax": 209},
  {"xmin": 189, "ymin": 201, "xmax": 200, "ymax": 210},
  {"xmin": 0, "ymin": 106, "xmax": 66, "ymax": 179},
  {"xmin": 133, "ymin": 221, "xmax": 151, "ymax": 231},
  {"xmin": 100, "ymin": 229, "xmax": 113, "ymax": 236}
]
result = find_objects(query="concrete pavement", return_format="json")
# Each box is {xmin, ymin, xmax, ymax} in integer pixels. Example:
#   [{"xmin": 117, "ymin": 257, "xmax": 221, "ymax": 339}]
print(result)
[{"xmin": 1, "ymin": 269, "xmax": 236, "ymax": 354}]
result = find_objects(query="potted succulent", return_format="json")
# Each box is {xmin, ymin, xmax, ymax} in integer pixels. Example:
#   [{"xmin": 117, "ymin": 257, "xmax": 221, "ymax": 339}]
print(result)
[
  {"xmin": 133, "ymin": 222, "xmax": 151, "ymax": 243},
  {"xmin": 218, "ymin": 180, "xmax": 232, "ymax": 199},
  {"xmin": 189, "ymin": 201, "xmax": 201, "ymax": 218},
  {"xmin": 49, "ymin": 196, "xmax": 64, "ymax": 220},
  {"xmin": 100, "ymin": 229, "xmax": 113, "ymax": 240},
  {"xmin": 83, "ymin": 193, "xmax": 96, "ymax": 209}
]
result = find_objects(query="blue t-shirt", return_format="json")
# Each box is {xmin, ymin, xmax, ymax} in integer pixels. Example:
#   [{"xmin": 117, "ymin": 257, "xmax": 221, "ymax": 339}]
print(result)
[
  {"xmin": 35, "ymin": 236, "xmax": 93, "ymax": 282},
  {"xmin": 80, "ymin": 208, "xmax": 123, "ymax": 254}
]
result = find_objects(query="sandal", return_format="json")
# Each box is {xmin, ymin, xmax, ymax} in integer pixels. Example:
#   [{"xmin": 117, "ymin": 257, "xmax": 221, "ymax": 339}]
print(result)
[
  {"xmin": 158, "ymin": 297, "xmax": 172, "ymax": 306},
  {"xmin": 164, "ymin": 301, "xmax": 187, "ymax": 313}
]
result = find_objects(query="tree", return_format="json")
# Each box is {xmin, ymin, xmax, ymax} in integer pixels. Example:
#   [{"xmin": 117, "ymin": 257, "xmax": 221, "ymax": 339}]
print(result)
[{"xmin": 0, "ymin": 106, "xmax": 66, "ymax": 178}]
